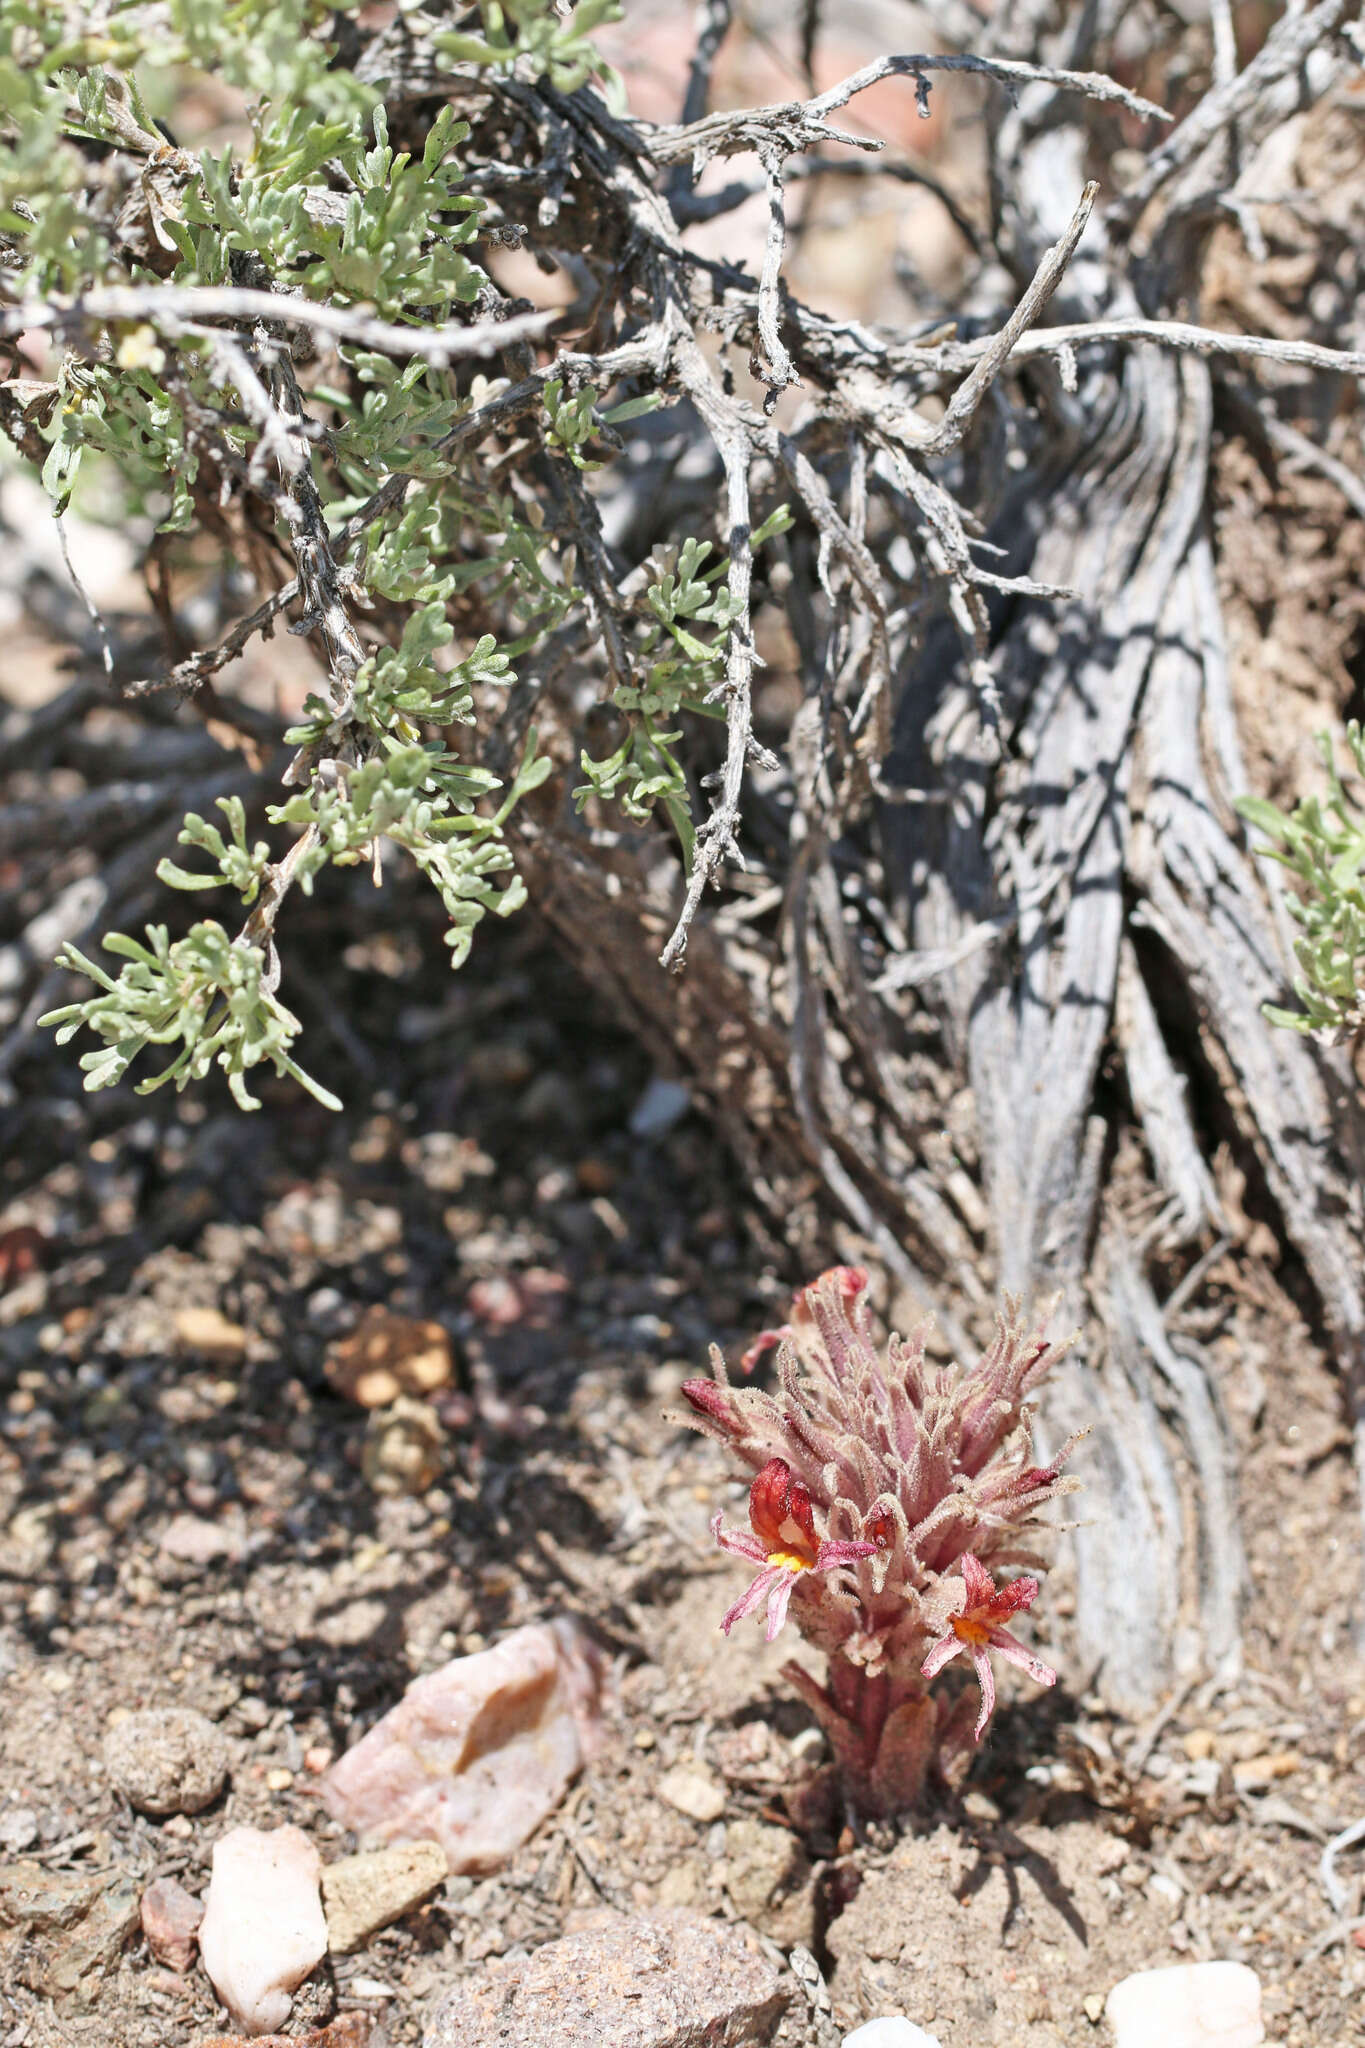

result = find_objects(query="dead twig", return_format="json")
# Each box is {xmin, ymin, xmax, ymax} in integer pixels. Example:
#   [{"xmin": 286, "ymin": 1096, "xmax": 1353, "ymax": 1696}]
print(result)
[
  {"xmin": 660, "ymin": 347, "xmax": 760, "ymax": 972},
  {"xmin": 6, "ymin": 284, "xmax": 554, "ymax": 369},
  {"xmin": 752, "ymin": 145, "xmax": 800, "ymax": 405},
  {"xmin": 647, "ymin": 48, "xmax": 1168, "ymax": 168},
  {"xmin": 918, "ymin": 181, "xmax": 1098, "ymax": 456},
  {"xmin": 123, "ymin": 580, "xmax": 301, "ymax": 699},
  {"xmin": 1320, "ymin": 1812, "xmax": 1365, "ymax": 1919}
]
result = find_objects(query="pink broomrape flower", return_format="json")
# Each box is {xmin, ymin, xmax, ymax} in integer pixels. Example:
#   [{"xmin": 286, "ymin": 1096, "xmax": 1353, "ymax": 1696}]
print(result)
[
  {"xmin": 921, "ymin": 1552, "xmax": 1057, "ymax": 1740},
  {"xmin": 713, "ymin": 1457, "xmax": 876, "ymax": 1641},
  {"xmin": 675, "ymin": 1269, "xmax": 1078, "ymax": 1810}
]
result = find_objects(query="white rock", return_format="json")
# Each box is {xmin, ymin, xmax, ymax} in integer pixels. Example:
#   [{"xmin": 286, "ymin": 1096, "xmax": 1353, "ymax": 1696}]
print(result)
[
  {"xmin": 322, "ymin": 1618, "xmax": 607, "ymax": 1874},
  {"xmin": 198, "ymin": 1824, "xmax": 327, "ymax": 2036},
  {"xmin": 843, "ymin": 2022, "xmax": 944, "ymax": 2048},
  {"xmin": 1105, "ymin": 1961, "xmax": 1264, "ymax": 2048}
]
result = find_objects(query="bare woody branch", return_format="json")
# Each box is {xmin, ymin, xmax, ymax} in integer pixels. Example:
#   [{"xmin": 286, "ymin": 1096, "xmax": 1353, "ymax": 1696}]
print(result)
[
  {"xmin": 4, "ymin": 285, "xmax": 555, "ymax": 368},
  {"xmin": 916, "ymin": 181, "xmax": 1099, "ymax": 456},
  {"xmin": 645, "ymin": 48, "xmax": 1169, "ymax": 168}
]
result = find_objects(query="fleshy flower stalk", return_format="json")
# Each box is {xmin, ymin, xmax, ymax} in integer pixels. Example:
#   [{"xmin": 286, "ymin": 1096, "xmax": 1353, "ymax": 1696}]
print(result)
[{"xmin": 674, "ymin": 1267, "xmax": 1080, "ymax": 1812}]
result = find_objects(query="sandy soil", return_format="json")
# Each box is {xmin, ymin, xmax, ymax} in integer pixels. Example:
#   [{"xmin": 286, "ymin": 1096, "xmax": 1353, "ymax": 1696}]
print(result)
[{"xmin": 1, "ymin": 885, "xmax": 1363, "ymax": 2048}]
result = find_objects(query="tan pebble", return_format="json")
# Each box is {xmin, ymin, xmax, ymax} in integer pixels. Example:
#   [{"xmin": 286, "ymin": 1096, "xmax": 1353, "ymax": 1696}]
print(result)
[
  {"xmin": 362, "ymin": 1397, "xmax": 444, "ymax": 1496},
  {"xmin": 266, "ymin": 1768, "xmax": 295, "ymax": 1792},
  {"xmin": 657, "ymin": 1767, "xmax": 726, "ymax": 1824},
  {"xmin": 1181, "ymin": 1728, "xmax": 1215, "ymax": 1761},
  {"xmin": 321, "ymin": 1840, "xmax": 448, "ymax": 1953},
  {"xmin": 104, "ymin": 1706, "xmax": 230, "ymax": 1816},
  {"xmin": 325, "ymin": 1308, "xmax": 452, "ymax": 1407},
  {"xmin": 1083, "ymin": 1992, "xmax": 1106, "ymax": 2024},
  {"xmin": 657, "ymin": 1863, "xmax": 705, "ymax": 1910},
  {"xmin": 1232, "ymin": 1751, "xmax": 1300, "ymax": 1789},
  {"xmin": 303, "ymin": 1747, "xmax": 334, "ymax": 1774},
  {"xmin": 634, "ymin": 1728, "xmax": 656, "ymax": 1750},
  {"xmin": 173, "ymin": 1306, "xmax": 248, "ymax": 1357}
]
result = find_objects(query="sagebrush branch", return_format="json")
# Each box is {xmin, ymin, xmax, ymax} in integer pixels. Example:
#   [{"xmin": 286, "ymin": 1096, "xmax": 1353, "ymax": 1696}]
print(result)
[
  {"xmin": 5, "ymin": 285, "xmax": 555, "ymax": 367},
  {"xmin": 647, "ymin": 46, "xmax": 1169, "ymax": 168}
]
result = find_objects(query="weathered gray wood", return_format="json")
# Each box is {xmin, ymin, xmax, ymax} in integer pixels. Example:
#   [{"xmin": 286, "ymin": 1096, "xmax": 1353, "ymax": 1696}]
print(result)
[{"xmin": 509, "ymin": 12, "xmax": 1365, "ymax": 1705}]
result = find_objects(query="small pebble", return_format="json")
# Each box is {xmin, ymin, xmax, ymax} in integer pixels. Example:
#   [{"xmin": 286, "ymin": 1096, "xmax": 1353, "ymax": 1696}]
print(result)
[
  {"xmin": 0, "ymin": 1805, "xmax": 38, "ymax": 1853},
  {"xmin": 575, "ymin": 1157, "xmax": 616, "ymax": 1193},
  {"xmin": 362, "ymin": 1397, "xmax": 445, "ymax": 1496},
  {"xmin": 325, "ymin": 1307, "xmax": 452, "ymax": 1407},
  {"xmin": 199, "ymin": 1824, "xmax": 328, "ymax": 2035},
  {"xmin": 629, "ymin": 1075, "xmax": 691, "ymax": 1136},
  {"xmin": 466, "ymin": 1276, "xmax": 524, "ymax": 1326},
  {"xmin": 140, "ymin": 1876, "xmax": 204, "ymax": 1972},
  {"xmin": 266, "ymin": 1768, "xmax": 295, "ymax": 1792},
  {"xmin": 103, "ymin": 1707, "xmax": 231, "ymax": 1816},
  {"xmin": 172, "ymin": 1305, "xmax": 248, "ymax": 1357},
  {"xmin": 656, "ymin": 1767, "xmax": 726, "ymax": 1824},
  {"xmin": 322, "ymin": 1840, "xmax": 448, "ymax": 1953},
  {"xmin": 159, "ymin": 1514, "xmax": 243, "ymax": 1567},
  {"xmin": 1231, "ymin": 1752, "xmax": 1299, "ymax": 1790},
  {"xmin": 1105, "ymin": 1961, "xmax": 1264, "ymax": 2048}
]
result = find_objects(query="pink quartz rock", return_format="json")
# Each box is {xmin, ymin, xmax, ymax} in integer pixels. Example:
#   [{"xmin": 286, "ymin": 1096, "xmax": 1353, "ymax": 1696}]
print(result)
[
  {"xmin": 198, "ymin": 1825, "xmax": 327, "ymax": 2036},
  {"xmin": 140, "ymin": 1875, "xmax": 204, "ymax": 1972},
  {"xmin": 322, "ymin": 1619, "xmax": 607, "ymax": 1874}
]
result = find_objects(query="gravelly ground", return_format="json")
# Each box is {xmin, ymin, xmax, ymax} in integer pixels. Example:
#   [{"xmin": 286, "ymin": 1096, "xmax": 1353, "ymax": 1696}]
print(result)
[{"xmin": 1, "ymin": 875, "xmax": 1364, "ymax": 2048}]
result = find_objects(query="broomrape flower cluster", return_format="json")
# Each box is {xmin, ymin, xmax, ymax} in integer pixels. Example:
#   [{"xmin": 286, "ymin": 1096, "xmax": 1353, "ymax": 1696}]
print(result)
[{"xmin": 678, "ymin": 1268, "xmax": 1079, "ymax": 1811}]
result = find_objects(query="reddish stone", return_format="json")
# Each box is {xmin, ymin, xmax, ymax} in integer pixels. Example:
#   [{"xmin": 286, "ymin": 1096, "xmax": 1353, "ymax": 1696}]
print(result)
[
  {"xmin": 0, "ymin": 1225, "xmax": 46, "ymax": 1292},
  {"xmin": 140, "ymin": 1876, "xmax": 203, "ymax": 1972}
]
